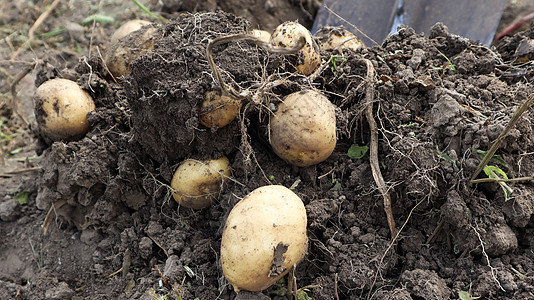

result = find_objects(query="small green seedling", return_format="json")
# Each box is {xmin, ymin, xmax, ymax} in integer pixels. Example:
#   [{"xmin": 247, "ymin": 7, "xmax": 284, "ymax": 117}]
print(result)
[
  {"xmin": 347, "ymin": 145, "xmax": 369, "ymax": 159},
  {"xmin": 483, "ymin": 165, "xmax": 513, "ymax": 201},
  {"xmin": 436, "ymin": 146, "xmax": 458, "ymax": 170},
  {"xmin": 458, "ymin": 290, "xmax": 480, "ymax": 300},
  {"xmin": 330, "ymin": 179, "xmax": 341, "ymax": 191},
  {"xmin": 330, "ymin": 55, "xmax": 346, "ymax": 72},
  {"xmin": 436, "ymin": 49, "xmax": 457, "ymax": 72}
]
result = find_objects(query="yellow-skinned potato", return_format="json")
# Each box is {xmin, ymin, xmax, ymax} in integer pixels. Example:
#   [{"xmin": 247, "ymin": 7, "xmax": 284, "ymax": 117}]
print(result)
[
  {"xmin": 251, "ymin": 29, "xmax": 271, "ymax": 44},
  {"xmin": 34, "ymin": 78, "xmax": 96, "ymax": 141},
  {"xmin": 170, "ymin": 157, "xmax": 231, "ymax": 209},
  {"xmin": 270, "ymin": 89, "xmax": 336, "ymax": 167},
  {"xmin": 199, "ymin": 90, "xmax": 241, "ymax": 128},
  {"xmin": 110, "ymin": 19, "xmax": 152, "ymax": 44},
  {"xmin": 104, "ymin": 24, "xmax": 159, "ymax": 79},
  {"xmin": 270, "ymin": 21, "xmax": 321, "ymax": 75},
  {"xmin": 316, "ymin": 26, "xmax": 365, "ymax": 52},
  {"xmin": 221, "ymin": 185, "xmax": 307, "ymax": 292}
]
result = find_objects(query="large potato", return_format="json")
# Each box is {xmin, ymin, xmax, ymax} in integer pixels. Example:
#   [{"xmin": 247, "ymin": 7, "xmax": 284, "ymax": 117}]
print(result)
[
  {"xmin": 34, "ymin": 78, "xmax": 96, "ymax": 141},
  {"xmin": 170, "ymin": 157, "xmax": 231, "ymax": 209},
  {"xmin": 270, "ymin": 89, "xmax": 336, "ymax": 167},
  {"xmin": 199, "ymin": 90, "xmax": 241, "ymax": 128},
  {"xmin": 104, "ymin": 24, "xmax": 160, "ymax": 79},
  {"xmin": 110, "ymin": 19, "xmax": 152, "ymax": 44},
  {"xmin": 315, "ymin": 26, "xmax": 365, "ymax": 52},
  {"xmin": 270, "ymin": 21, "xmax": 321, "ymax": 76},
  {"xmin": 221, "ymin": 185, "xmax": 307, "ymax": 292}
]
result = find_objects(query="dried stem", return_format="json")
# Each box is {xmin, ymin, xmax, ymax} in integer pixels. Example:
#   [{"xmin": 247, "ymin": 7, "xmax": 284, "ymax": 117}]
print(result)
[
  {"xmin": 11, "ymin": 0, "xmax": 62, "ymax": 60},
  {"xmin": 470, "ymin": 94, "xmax": 534, "ymax": 183},
  {"xmin": 358, "ymin": 58, "xmax": 397, "ymax": 239},
  {"xmin": 10, "ymin": 62, "xmax": 36, "ymax": 126}
]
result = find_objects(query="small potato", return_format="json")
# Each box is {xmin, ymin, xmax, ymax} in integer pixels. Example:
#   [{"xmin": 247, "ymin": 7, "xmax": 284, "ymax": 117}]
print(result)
[
  {"xmin": 199, "ymin": 90, "xmax": 241, "ymax": 128},
  {"xmin": 251, "ymin": 29, "xmax": 271, "ymax": 44},
  {"xmin": 270, "ymin": 21, "xmax": 321, "ymax": 76},
  {"xmin": 104, "ymin": 24, "xmax": 160, "ymax": 79},
  {"xmin": 221, "ymin": 185, "xmax": 307, "ymax": 292},
  {"xmin": 270, "ymin": 89, "xmax": 336, "ymax": 167},
  {"xmin": 170, "ymin": 157, "xmax": 231, "ymax": 209},
  {"xmin": 110, "ymin": 19, "xmax": 152, "ymax": 44},
  {"xmin": 315, "ymin": 26, "xmax": 365, "ymax": 52},
  {"xmin": 34, "ymin": 78, "xmax": 96, "ymax": 141}
]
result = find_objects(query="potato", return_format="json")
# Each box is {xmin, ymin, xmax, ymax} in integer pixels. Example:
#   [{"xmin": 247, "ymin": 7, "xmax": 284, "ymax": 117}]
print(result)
[
  {"xmin": 34, "ymin": 78, "xmax": 96, "ymax": 141},
  {"xmin": 251, "ymin": 29, "xmax": 271, "ymax": 44},
  {"xmin": 270, "ymin": 21, "xmax": 321, "ymax": 75},
  {"xmin": 270, "ymin": 89, "xmax": 336, "ymax": 167},
  {"xmin": 110, "ymin": 19, "xmax": 152, "ymax": 44},
  {"xmin": 199, "ymin": 90, "xmax": 241, "ymax": 128},
  {"xmin": 170, "ymin": 157, "xmax": 231, "ymax": 209},
  {"xmin": 221, "ymin": 185, "xmax": 307, "ymax": 292},
  {"xmin": 315, "ymin": 26, "xmax": 365, "ymax": 52},
  {"xmin": 104, "ymin": 24, "xmax": 159, "ymax": 79}
]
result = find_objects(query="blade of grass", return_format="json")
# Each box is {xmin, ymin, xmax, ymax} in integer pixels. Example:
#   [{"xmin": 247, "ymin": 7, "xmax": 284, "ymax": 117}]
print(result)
[{"xmin": 131, "ymin": 0, "xmax": 167, "ymax": 23}]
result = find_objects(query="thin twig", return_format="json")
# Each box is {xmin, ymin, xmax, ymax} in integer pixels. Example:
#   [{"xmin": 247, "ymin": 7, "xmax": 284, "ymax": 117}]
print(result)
[
  {"xmin": 470, "ymin": 94, "xmax": 534, "ymax": 183},
  {"xmin": 10, "ymin": 62, "xmax": 36, "ymax": 126},
  {"xmin": 471, "ymin": 176, "xmax": 534, "ymax": 184},
  {"xmin": 11, "ymin": 0, "xmax": 62, "ymax": 60},
  {"xmin": 358, "ymin": 58, "xmax": 397, "ymax": 239}
]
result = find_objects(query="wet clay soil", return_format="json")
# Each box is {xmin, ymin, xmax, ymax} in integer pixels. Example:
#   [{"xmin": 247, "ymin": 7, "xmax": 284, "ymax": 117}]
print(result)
[{"xmin": 2, "ymin": 6, "xmax": 534, "ymax": 300}]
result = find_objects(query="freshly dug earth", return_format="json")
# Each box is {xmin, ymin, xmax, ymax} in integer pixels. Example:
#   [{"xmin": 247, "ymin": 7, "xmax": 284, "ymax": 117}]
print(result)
[{"xmin": 2, "ymin": 7, "xmax": 534, "ymax": 300}]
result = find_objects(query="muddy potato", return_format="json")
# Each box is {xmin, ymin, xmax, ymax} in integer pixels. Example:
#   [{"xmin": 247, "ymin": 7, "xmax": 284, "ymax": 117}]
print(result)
[
  {"xmin": 34, "ymin": 78, "xmax": 96, "ymax": 141},
  {"xmin": 270, "ymin": 21, "xmax": 321, "ymax": 75},
  {"xmin": 199, "ymin": 90, "xmax": 241, "ymax": 128},
  {"xmin": 170, "ymin": 157, "xmax": 231, "ymax": 209},
  {"xmin": 316, "ymin": 26, "xmax": 365, "ymax": 52},
  {"xmin": 270, "ymin": 89, "xmax": 336, "ymax": 167},
  {"xmin": 221, "ymin": 185, "xmax": 307, "ymax": 292},
  {"xmin": 251, "ymin": 29, "xmax": 271, "ymax": 44},
  {"xmin": 104, "ymin": 24, "xmax": 159, "ymax": 79},
  {"xmin": 110, "ymin": 19, "xmax": 152, "ymax": 44}
]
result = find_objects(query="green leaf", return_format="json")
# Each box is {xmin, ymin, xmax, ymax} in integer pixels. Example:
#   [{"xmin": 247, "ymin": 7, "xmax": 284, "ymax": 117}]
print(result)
[
  {"xmin": 347, "ymin": 145, "xmax": 369, "ymax": 159},
  {"xmin": 476, "ymin": 150, "xmax": 507, "ymax": 167},
  {"xmin": 330, "ymin": 179, "xmax": 341, "ymax": 191},
  {"xmin": 6, "ymin": 148, "xmax": 22, "ymax": 156},
  {"xmin": 483, "ymin": 165, "xmax": 513, "ymax": 201},
  {"xmin": 14, "ymin": 191, "xmax": 29, "ymax": 205}
]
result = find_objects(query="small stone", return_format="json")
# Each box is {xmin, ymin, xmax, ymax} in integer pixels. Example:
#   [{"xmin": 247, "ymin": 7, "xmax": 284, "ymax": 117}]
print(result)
[
  {"xmin": 44, "ymin": 281, "xmax": 74, "ymax": 300},
  {"xmin": 0, "ymin": 199, "xmax": 20, "ymax": 222}
]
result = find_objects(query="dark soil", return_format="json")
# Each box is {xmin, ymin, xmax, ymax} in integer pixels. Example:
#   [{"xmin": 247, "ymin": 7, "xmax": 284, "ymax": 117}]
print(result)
[{"xmin": 2, "ymin": 1, "xmax": 534, "ymax": 300}]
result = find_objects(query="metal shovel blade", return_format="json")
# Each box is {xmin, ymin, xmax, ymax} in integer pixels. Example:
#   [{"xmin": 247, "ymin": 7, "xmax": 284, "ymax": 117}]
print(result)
[{"xmin": 312, "ymin": 0, "xmax": 508, "ymax": 46}]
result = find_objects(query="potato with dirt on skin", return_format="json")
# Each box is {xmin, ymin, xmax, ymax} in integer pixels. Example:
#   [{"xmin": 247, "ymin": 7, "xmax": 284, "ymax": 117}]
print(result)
[
  {"xmin": 270, "ymin": 21, "xmax": 321, "ymax": 75},
  {"xmin": 170, "ymin": 157, "xmax": 231, "ymax": 209},
  {"xmin": 34, "ymin": 78, "xmax": 96, "ymax": 141},
  {"xmin": 315, "ymin": 26, "xmax": 365, "ymax": 52},
  {"xmin": 270, "ymin": 89, "xmax": 337, "ymax": 167},
  {"xmin": 104, "ymin": 23, "xmax": 160, "ymax": 79},
  {"xmin": 221, "ymin": 185, "xmax": 307, "ymax": 292},
  {"xmin": 110, "ymin": 19, "xmax": 152, "ymax": 44},
  {"xmin": 199, "ymin": 90, "xmax": 242, "ymax": 128}
]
